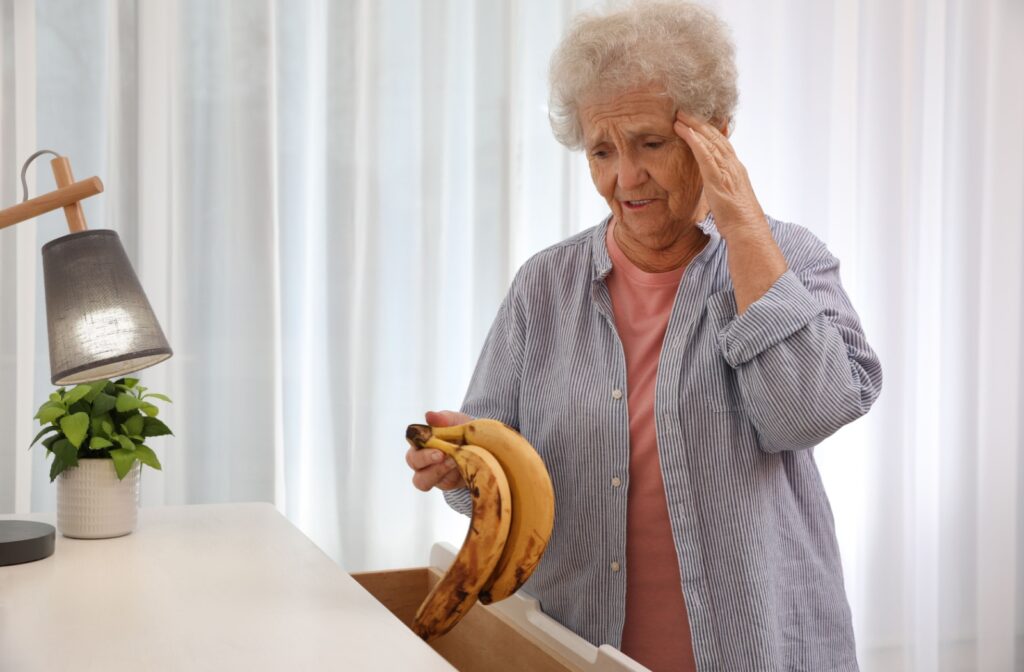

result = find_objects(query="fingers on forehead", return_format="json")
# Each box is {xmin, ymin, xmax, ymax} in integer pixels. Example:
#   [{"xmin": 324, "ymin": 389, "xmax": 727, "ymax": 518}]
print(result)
[
  {"xmin": 676, "ymin": 115, "xmax": 727, "ymax": 149},
  {"xmin": 687, "ymin": 122, "xmax": 719, "ymax": 145},
  {"xmin": 697, "ymin": 125, "xmax": 732, "ymax": 156},
  {"xmin": 683, "ymin": 126, "xmax": 715, "ymax": 161},
  {"xmin": 693, "ymin": 128, "xmax": 732, "ymax": 163}
]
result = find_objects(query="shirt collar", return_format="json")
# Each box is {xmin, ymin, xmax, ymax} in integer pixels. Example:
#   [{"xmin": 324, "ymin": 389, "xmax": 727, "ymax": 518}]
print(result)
[{"xmin": 591, "ymin": 211, "xmax": 721, "ymax": 282}]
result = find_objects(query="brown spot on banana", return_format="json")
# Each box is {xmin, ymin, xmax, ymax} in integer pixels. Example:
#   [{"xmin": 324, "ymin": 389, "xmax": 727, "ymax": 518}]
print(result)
[
  {"xmin": 408, "ymin": 420, "xmax": 555, "ymax": 618},
  {"xmin": 460, "ymin": 420, "xmax": 555, "ymax": 605},
  {"xmin": 408, "ymin": 437, "xmax": 513, "ymax": 641}
]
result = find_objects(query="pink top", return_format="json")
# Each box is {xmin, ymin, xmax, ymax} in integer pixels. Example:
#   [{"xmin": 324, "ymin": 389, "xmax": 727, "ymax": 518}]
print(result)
[{"xmin": 605, "ymin": 223, "xmax": 696, "ymax": 672}]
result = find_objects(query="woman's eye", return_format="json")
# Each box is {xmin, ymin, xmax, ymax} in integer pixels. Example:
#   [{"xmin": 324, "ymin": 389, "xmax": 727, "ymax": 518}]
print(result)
[
  {"xmin": 591, "ymin": 150, "xmax": 610, "ymax": 159},
  {"xmin": 644, "ymin": 141, "xmax": 665, "ymax": 149}
]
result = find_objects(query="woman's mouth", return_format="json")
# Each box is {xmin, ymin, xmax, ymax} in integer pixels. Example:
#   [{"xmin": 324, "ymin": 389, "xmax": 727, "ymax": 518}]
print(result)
[{"xmin": 623, "ymin": 199, "xmax": 654, "ymax": 210}]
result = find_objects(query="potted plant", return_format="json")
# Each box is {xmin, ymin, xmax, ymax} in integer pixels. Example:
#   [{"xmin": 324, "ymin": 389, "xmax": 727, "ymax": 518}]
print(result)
[{"xmin": 30, "ymin": 377, "xmax": 173, "ymax": 539}]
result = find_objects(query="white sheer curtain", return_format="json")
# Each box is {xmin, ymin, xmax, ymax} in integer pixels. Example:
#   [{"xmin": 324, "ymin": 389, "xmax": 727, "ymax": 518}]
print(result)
[{"xmin": 1, "ymin": 1, "xmax": 1021, "ymax": 669}]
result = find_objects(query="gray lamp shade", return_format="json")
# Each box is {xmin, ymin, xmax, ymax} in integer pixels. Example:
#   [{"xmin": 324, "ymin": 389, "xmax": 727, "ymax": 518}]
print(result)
[{"xmin": 41, "ymin": 229, "xmax": 172, "ymax": 385}]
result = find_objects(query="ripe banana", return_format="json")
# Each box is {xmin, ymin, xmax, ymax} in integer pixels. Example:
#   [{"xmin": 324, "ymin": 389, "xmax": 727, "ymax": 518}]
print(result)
[
  {"xmin": 405, "ymin": 425, "xmax": 512, "ymax": 641},
  {"xmin": 430, "ymin": 419, "xmax": 555, "ymax": 605}
]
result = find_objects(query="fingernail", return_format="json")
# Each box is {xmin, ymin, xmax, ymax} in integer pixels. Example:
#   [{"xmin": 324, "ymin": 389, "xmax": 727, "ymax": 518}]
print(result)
[
  {"xmin": 431, "ymin": 451, "xmax": 443, "ymax": 462},
  {"xmin": 444, "ymin": 458, "xmax": 456, "ymax": 468}
]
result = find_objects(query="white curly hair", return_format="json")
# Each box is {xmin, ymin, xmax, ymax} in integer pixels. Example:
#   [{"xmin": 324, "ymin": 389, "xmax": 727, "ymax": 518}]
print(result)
[{"xmin": 548, "ymin": 1, "xmax": 738, "ymax": 150}]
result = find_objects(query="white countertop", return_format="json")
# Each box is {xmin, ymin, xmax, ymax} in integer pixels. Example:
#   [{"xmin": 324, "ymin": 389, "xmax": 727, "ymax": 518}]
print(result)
[{"xmin": 0, "ymin": 503, "xmax": 455, "ymax": 671}]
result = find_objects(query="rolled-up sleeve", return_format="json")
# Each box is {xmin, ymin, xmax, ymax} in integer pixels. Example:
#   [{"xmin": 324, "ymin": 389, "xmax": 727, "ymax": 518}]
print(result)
[{"xmin": 718, "ymin": 247, "xmax": 882, "ymax": 452}]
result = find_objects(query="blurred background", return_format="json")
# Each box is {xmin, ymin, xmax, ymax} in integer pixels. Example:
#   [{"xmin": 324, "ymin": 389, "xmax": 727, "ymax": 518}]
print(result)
[{"xmin": 1, "ymin": 0, "xmax": 1021, "ymax": 669}]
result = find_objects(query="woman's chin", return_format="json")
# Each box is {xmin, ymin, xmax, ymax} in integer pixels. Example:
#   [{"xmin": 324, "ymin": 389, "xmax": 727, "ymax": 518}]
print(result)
[
  {"xmin": 616, "ymin": 214, "xmax": 701, "ymax": 252},
  {"xmin": 617, "ymin": 210, "xmax": 674, "ymax": 237}
]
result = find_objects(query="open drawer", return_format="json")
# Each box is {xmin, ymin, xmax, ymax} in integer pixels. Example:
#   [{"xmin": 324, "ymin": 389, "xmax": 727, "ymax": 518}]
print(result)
[{"xmin": 352, "ymin": 543, "xmax": 648, "ymax": 672}]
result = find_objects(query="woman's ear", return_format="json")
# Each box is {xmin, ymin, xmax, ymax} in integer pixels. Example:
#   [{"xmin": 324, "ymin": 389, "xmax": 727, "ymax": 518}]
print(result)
[{"xmin": 719, "ymin": 118, "xmax": 732, "ymax": 137}]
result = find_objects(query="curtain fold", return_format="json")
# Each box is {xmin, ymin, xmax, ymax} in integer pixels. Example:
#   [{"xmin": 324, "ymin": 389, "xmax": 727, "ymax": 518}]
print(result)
[
  {"xmin": 0, "ymin": 0, "xmax": 38, "ymax": 516},
  {"xmin": 1, "ymin": 0, "xmax": 1021, "ymax": 668}
]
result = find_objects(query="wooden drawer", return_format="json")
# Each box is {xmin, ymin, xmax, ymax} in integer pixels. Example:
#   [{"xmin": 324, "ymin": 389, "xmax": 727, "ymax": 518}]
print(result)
[
  {"xmin": 353, "ymin": 566, "xmax": 578, "ymax": 671},
  {"xmin": 352, "ymin": 544, "xmax": 648, "ymax": 672}
]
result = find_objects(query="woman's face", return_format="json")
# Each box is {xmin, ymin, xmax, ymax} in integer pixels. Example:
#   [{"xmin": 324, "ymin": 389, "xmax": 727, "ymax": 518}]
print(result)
[{"xmin": 580, "ymin": 87, "xmax": 704, "ymax": 250}]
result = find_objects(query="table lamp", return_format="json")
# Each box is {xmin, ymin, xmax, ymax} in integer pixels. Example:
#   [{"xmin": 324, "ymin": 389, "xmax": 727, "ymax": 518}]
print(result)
[{"xmin": 0, "ymin": 151, "xmax": 172, "ymax": 566}]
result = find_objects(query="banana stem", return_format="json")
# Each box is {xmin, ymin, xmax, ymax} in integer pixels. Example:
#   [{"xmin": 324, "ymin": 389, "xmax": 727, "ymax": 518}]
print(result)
[
  {"xmin": 430, "ymin": 425, "xmax": 466, "ymax": 444},
  {"xmin": 406, "ymin": 424, "xmax": 461, "ymax": 457}
]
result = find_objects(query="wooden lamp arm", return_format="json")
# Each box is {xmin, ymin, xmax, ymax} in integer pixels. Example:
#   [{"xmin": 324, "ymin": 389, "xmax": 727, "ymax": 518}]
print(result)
[{"xmin": 0, "ymin": 155, "xmax": 103, "ymax": 232}]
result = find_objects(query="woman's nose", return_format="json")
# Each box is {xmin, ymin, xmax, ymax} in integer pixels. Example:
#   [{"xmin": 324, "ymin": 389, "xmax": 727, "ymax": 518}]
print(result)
[{"xmin": 616, "ymin": 151, "xmax": 647, "ymax": 190}]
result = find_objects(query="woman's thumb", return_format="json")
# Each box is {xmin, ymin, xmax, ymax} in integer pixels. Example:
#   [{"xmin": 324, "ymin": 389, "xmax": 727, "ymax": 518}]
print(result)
[{"xmin": 424, "ymin": 410, "xmax": 471, "ymax": 427}]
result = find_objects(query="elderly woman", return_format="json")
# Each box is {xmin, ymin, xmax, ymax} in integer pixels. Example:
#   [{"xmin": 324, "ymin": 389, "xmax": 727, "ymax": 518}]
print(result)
[{"xmin": 405, "ymin": 2, "xmax": 881, "ymax": 670}]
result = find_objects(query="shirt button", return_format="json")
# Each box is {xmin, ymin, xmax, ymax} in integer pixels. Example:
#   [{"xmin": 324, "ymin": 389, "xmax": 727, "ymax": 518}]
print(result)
[
  {"xmin": 611, "ymin": 388, "xmax": 623, "ymax": 400},
  {"xmin": 610, "ymin": 561, "xmax": 621, "ymax": 573},
  {"xmin": 610, "ymin": 476, "xmax": 622, "ymax": 488}
]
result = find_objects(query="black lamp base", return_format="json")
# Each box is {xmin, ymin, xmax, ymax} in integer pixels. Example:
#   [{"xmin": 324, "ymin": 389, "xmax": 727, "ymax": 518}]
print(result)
[{"xmin": 0, "ymin": 520, "xmax": 56, "ymax": 566}]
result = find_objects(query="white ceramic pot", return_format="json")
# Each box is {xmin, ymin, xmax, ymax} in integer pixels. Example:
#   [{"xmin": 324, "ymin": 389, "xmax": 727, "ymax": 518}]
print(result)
[{"xmin": 57, "ymin": 458, "xmax": 141, "ymax": 539}]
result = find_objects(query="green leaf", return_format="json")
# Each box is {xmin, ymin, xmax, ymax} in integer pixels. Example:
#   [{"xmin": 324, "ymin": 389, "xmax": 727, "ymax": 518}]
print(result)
[
  {"xmin": 89, "ymin": 436, "xmax": 114, "ymax": 450},
  {"xmin": 59, "ymin": 412, "xmax": 90, "ymax": 449},
  {"xmin": 90, "ymin": 393, "xmax": 117, "ymax": 417},
  {"xmin": 123, "ymin": 377, "xmax": 139, "ymax": 388},
  {"xmin": 35, "ymin": 404, "xmax": 67, "ymax": 424},
  {"xmin": 134, "ymin": 445, "xmax": 162, "ymax": 471},
  {"xmin": 84, "ymin": 379, "xmax": 108, "ymax": 403},
  {"xmin": 30, "ymin": 425, "xmax": 59, "ymax": 447},
  {"xmin": 142, "ymin": 393, "xmax": 173, "ymax": 404},
  {"xmin": 68, "ymin": 400, "xmax": 90, "ymax": 415},
  {"xmin": 123, "ymin": 414, "xmax": 145, "ymax": 437},
  {"xmin": 142, "ymin": 417, "xmax": 173, "ymax": 438},
  {"xmin": 42, "ymin": 434, "xmax": 61, "ymax": 451},
  {"xmin": 109, "ymin": 449, "xmax": 137, "ymax": 479},
  {"xmin": 141, "ymin": 404, "xmax": 159, "ymax": 417},
  {"xmin": 114, "ymin": 434, "xmax": 136, "ymax": 452},
  {"xmin": 91, "ymin": 415, "xmax": 112, "ymax": 438},
  {"xmin": 51, "ymin": 438, "xmax": 79, "ymax": 468},
  {"xmin": 49, "ymin": 392, "xmax": 62, "ymax": 403},
  {"xmin": 64, "ymin": 384, "xmax": 92, "ymax": 406},
  {"xmin": 49, "ymin": 455, "xmax": 66, "ymax": 482},
  {"xmin": 115, "ymin": 393, "xmax": 145, "ymax": 413},
  {"xmin": 38, "ymin": 399, "xmax": 64, "ymax": 411}
]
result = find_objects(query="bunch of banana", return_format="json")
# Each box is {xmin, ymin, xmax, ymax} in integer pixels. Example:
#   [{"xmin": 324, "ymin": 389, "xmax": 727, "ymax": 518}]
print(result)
[{"xmin": 405, "ymin": 419, "xmax": 555, "ymax": 642}]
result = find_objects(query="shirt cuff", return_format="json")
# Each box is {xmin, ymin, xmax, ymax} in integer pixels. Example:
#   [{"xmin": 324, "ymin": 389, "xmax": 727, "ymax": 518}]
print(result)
[
  {"xmin": 718, "ymin": 270, "xmax": 823, "ymax": 368},
  {"xmin": 442, "ymin": 486, "xmax": 473, "ymax": 516}
]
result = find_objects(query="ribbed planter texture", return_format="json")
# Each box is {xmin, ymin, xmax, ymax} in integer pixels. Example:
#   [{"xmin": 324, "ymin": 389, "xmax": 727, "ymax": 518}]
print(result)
[{"xmin": 57, "ymin": 458, "xmax": 141, "ymax": 539}]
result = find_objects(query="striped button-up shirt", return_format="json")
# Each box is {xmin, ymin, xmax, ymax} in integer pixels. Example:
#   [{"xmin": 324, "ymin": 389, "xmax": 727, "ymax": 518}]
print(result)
[{"xmin": 444, "ymin": 214, "xmax": 882, "ymax": 671}]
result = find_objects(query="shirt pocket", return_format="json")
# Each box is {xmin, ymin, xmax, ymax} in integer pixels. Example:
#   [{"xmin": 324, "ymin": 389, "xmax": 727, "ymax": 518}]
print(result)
[{"xmin": 697, "ymin": 288, "xmax": 744, "ymax": 414}]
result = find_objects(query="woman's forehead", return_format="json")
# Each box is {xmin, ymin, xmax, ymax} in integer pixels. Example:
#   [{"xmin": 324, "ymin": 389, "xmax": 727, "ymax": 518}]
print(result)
[{"xmin": 580, "ymin": 89, "xmax": 675, "ymax": 143}]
